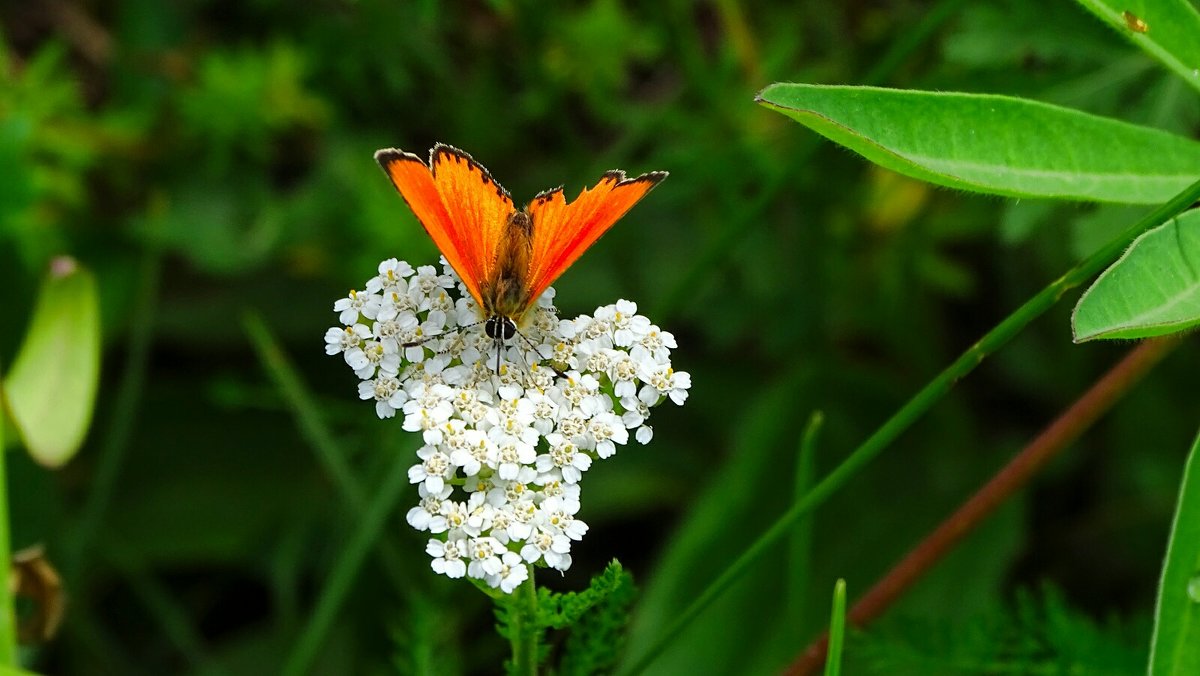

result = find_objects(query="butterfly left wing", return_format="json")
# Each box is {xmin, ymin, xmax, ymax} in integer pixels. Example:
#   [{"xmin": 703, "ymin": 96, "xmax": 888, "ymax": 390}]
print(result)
[
  {"xmin": 524, "ymin": 170, "xmax": 667, "ymax": 312},
  {"xmin": 427, "ymin": 145, "xmax": 515, "ymax": 294},
  {"xmin": 375, "ymin": 145, "xmax": 515, "ymax": 310}
]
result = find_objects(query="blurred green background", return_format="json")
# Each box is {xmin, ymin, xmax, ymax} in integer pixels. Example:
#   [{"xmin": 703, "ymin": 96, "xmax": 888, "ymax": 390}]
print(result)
[{"xmin": 3, "ymin": 0, "xmax": 1199, "ymax": 674}]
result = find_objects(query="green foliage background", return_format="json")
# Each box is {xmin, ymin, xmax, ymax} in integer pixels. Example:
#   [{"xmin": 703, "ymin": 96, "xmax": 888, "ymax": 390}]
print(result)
[{"xmin": 2, "ymin": 1, "xmax": 1198, "ymax": 673}]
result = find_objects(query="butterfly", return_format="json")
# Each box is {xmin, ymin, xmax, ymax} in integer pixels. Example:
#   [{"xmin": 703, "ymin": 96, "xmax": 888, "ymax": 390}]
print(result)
[{"xmin": 374, "ymin": 143, "xmax": 666, "ymax": 347}]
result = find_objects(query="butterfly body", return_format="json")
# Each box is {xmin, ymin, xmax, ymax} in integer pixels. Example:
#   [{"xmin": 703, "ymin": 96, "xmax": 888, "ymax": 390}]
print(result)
[
  {"xmin": 483, "ymin": 209, "xmax": 536, "ymax": 325},
  {"xmin": 375, "ymin": 144, "xmax": 665, "ymax": 349}
]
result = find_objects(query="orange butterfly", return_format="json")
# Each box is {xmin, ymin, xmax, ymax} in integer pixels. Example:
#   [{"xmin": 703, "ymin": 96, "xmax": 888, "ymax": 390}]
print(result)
[{"xmin": 374, "ymin": 144, "xmax": 666, "ymax": 344}]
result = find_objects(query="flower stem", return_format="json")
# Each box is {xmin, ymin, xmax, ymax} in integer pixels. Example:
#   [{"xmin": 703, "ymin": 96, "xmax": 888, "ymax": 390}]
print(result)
[
  {"xmin": 784, "ymin": 336, "xmax": 1179, "ymax": 675},
  {"xmin": 509, "ymin": 568, "xmax": 541, "ymax": 675},
  {"xmin": 621, "ymin": 178, "xmax": 1200, "ymax": 676}
]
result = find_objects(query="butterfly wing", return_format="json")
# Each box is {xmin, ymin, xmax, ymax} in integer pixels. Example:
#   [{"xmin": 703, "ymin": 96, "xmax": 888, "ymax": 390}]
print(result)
[
  {"xmin": 524, "ymin": 169, "xmax": 667, "ymax": 310},
  {"xmin": 375, "ymin": 144, "xmax": 515, "ymax": 309}
]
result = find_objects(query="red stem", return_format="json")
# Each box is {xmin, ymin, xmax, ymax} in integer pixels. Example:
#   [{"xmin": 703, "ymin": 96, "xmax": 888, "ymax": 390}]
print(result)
[{"xmin": 785, "ymin": 336, "xmax": 1180, "ymax": 676}]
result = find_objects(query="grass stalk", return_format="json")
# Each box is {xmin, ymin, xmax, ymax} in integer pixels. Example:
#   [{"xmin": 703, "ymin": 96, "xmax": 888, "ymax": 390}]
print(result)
[{"xmin": 621, "ymin": 178, "xmax": 1200, "ymax": 676}]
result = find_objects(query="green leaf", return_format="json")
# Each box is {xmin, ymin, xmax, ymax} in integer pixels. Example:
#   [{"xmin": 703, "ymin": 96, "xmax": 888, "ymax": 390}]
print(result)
[
  {"xmin": 755, "ymin": 83, "xmax": 1200, "ymax": 203},
  {"xmin": 1073, "ymin": 0, "xmax": 1200, "ymax": 94},
  {"xmin": 3, "ymin": 257, "xmax": 100, "ymax": 467},
  {"xmin": 1148, "ymin": 425, "xmax": 1200, "ymax": 675},
  {"xmin": 1072, "ymin": 208, "xmax": 1200, "ymax": 341}
]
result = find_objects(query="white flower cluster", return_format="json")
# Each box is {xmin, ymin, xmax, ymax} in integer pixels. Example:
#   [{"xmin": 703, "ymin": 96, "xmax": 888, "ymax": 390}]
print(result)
[{"xmin": 324, "ymin": 258, "xmax": 690, "ymax": 592}]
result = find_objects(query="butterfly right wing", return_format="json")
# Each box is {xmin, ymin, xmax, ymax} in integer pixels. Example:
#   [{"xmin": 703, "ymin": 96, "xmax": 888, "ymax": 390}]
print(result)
[
  {"xmin": 523, "ymin": 169, "xmax": 666, "ymax": 310},
  {"xmin": 375, "ymin": 145, "xmax": 515, "ymax": 310}
]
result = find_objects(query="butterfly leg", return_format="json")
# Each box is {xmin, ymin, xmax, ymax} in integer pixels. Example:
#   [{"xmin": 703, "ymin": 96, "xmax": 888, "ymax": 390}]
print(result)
[{"xmin": 514, "ymin": 329, "xmax": 566, "ymax": 379}]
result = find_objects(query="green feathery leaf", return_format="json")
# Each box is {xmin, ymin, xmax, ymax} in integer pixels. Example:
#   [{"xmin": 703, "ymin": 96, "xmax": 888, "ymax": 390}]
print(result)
[
  {"xmin": 538, "ymin": 560, "xmax": 632, "ymax": 630},
  {"xmin": 559, "ymin": 561, "xmax": 638, "ymax": 676}
]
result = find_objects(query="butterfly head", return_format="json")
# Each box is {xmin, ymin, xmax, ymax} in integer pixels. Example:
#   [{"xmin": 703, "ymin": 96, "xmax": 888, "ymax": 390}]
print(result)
[{"xmin": 484, "ymin": 315, "xmax": 517, "ymax": 342}]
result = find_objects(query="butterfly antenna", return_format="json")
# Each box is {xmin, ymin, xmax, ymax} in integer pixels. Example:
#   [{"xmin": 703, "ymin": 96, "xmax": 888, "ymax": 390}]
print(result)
[{"xmin": 401, "ymin": 320, "xmax": 485, "ymax": 350}]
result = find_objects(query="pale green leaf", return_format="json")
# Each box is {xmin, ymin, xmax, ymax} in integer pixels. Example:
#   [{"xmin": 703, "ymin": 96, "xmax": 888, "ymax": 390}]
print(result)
[
  {"xmin": 755, "ymin": 83, "xmax": 1200, "ymax": 203},
  {"xmin": 1072, "ymin": 208, "xmax": 1200, "ymax": 341},
  {"xmin": 1073, "ymin": 0, "xmax": 1200, "ymax": 94},
  {"xmin": 3, "ymin": 257, "xmax": 101, "ymax": 467},
  {"xmin": 1148, "ymin": 425, "xmax": 1200, "ymax": 675}
]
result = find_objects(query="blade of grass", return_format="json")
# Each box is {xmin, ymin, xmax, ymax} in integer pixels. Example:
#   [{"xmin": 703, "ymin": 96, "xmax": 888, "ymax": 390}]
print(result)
[
  {"xmin": 280, "ymin": 437, "xmax": 412, "ymax": 676},
  {"xmin": 102, "ymin": 536, "xmax": 227, "ymax": 675},
  {"xmin": 62, "ymin": 599, "xmax": 138, "ymax": 675},
  {"xmin": 787, "ymin": 412, "xmax": 822, "ymax": 638},
  {"xmin": 654, "ymin": 0, "xmax": 968, "ymax": 321},
  {"xmin": 242, "ymin": 311, "xmax": 416, "ymax": 591},
  {"xmin": 786, "ymin": 336, "xmax": 1179, "ymax": 674},
  {"xmin": 65, "ymin": 233, "xmax": 163, "ymax": 580},
  {"xmin": 824, "ymin": 580, "xmax": 847, "ymax": 676},
  {"xmin": 243, "ymin": 312, "xmax": 366, "ymax": 509},
  {"xmin": 859, "ymin": 0, "xmax": 969, "ymax": 85},
  {"xmin": 620, "ymin": 178, "xmax": 1200, "ymax": 676},
  {"xmin": 714, "ymin": 0, "xmax": 763, "ymax": 84}
]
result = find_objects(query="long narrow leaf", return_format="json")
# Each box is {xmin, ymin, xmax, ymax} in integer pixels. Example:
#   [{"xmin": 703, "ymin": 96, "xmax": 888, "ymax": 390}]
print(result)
[
  {"xmin": 755, "ymin": 84, "xmax": 1200, "ymax": 203},
  {"xmin": 1148, "ymin": 425, "xmax": 1200, "ymax": 675},
  {"xmin": 788, "ymin": 412, "xmax": 822, "ymax": 638},
  {"xmin": 824, "ymin": 579, "xmax": 847, "ymax": 676}
]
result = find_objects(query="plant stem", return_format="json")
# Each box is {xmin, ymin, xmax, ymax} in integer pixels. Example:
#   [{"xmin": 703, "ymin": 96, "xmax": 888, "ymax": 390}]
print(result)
[
  {"xmin": 509, "ymin": 568, "xmax": 541, "ymax": 675},
  {"xmin": 0, "ymin": 396, "xmax": 17, "ymax": 664},
  {"xmin": 281, "ymin": 444, "xmax": 412, "ymax": 676},
  {"xmin": 66, "ymin": 233, "xmax": 162, "ymax": 580},
  {"xmin": 784, "ymin": 336, "xmax": 1180, "ymax": 675},
  {"xmin": 243, "ymin": 312, "xmax": 416, "ymax": 593},
  {"xmin": 620, "ymin": 179, "xmax": 1200, "ymax": 676}
]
